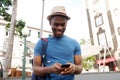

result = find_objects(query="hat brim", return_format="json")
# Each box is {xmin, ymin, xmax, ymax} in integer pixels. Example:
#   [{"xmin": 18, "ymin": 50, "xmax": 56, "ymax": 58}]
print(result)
[{"xmin": 47, "ymin": 12, "xmax": 70, "ymax": 20}]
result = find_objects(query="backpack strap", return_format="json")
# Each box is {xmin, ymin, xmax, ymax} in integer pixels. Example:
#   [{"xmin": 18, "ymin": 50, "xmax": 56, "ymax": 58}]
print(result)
[
  {"xmin": 41, "ymin": 38, "xmax": 48, "ymax": 55},
  {"xmin": 41, "ymin": 38, "xmax": 48, "ymax": 66},
  {"xmin": 41, "ymin": 38, "xmax": 48, "ymax": 42},
  {"xmin": 31, "ymin": 38, "xmax": 48, "ymax": 80}
]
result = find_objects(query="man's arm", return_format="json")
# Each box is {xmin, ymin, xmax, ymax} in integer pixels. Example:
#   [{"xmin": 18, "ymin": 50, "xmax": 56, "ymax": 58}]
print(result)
[
  {"xmin": 60, "ymin": 54, "xmax": 83, "ymax": 75},
  {"xmin": 32, "ymin": 56, "xmax": 51, "ymax": 76},
  {"xmin": 32, "ymin": 56, "xmax": 63, "ymax": 76},
  {"xmin": 74, "ymin": 55, "xmax": 83, "ymax": 74}
]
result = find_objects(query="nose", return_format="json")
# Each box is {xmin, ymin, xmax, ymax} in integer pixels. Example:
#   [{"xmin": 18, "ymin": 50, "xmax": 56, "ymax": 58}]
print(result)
[{"xmin": 57, "ymin": 25, "xmax": 63, "ymax": 30}]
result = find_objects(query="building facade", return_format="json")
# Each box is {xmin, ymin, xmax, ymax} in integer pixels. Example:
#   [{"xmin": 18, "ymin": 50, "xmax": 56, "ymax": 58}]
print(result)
[
  {"xmin": 85, "ymin": 0, "xmax": 120, "ymax": 70},
  {"xmin": 0, "ymin": 18, "xmax": 52, "ymax": 73}
]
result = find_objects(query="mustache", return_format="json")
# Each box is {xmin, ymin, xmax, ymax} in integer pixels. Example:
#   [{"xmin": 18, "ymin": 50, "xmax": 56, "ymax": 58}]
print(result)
[
  {"xmin": 56, "ymin": 29, "xmax": 64, "ymax": 32},
  {"xmin": 52, "ymin": 28, "xmax": 66, "ymax": 32},
  {"xmin": 52, "ymin": 28, "xmax": 66, "ymax": 38}
]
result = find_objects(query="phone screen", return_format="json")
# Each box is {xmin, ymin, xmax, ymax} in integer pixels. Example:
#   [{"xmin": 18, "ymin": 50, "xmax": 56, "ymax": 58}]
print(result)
[{"xmin": 61, "ymin": 64, "xmax": 70, "ymax": 68}]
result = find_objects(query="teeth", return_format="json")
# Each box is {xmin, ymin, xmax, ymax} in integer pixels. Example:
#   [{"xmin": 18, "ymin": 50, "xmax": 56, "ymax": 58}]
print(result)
[{"xmin": 56, "ymin": 30, "xmax": 61, "ymax": 31}]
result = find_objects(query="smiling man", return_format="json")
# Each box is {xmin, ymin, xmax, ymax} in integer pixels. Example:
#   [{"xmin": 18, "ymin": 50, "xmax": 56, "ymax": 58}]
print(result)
[{"xmin": 32, "ymin": 6, "xmax": 83, "ymax": 80}]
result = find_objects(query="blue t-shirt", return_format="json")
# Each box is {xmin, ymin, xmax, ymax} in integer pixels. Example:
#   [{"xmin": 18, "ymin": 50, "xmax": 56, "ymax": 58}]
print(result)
[{"xmin": 34, "ymin": 35, "xmax": 81, "ymax": 80}]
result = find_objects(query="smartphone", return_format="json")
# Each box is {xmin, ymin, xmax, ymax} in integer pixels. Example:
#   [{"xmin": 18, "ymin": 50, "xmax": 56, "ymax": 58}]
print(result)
[{"xmin": 61, "ymin": 64, "xmax": 70, "ymax": 68}]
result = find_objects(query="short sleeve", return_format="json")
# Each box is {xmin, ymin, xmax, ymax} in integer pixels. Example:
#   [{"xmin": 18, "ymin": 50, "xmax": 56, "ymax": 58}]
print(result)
[
  {"xmin": 34, "ymin": 40, "xmax": 43, "ymax": 56},
  {"xmin": 74, "ymin": 40, "xmax": 81, "ymax": 55}
]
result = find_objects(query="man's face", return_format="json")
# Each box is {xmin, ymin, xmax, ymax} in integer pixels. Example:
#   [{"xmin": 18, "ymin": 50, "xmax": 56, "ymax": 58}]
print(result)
[{"xmin": 50, "ymin": 16, "xmax": 67, "ymax": 38}]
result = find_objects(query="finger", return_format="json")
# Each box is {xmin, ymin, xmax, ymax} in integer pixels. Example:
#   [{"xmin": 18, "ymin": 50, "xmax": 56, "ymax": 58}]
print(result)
[
  {"xmin": 60, "ymin": 68, "xmax": 72, "ymax": 75},
  {"xmin": 61, "ymin": 65, "xmax": 75, "ymax": 75}
]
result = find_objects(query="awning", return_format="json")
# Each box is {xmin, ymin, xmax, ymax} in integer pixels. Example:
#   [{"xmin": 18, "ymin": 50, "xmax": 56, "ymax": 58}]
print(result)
[
  {"xmin": 96, "ymin": 57, "xmax": 116, "ymax": 64},
  {"xmin": 81, "ymin": 45, "xmax": 102, "ymax": 58}
]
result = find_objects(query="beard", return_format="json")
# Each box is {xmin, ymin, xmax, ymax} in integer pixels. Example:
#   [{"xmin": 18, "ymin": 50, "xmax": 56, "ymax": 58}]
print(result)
[{"xmin": 52, "ymin": 28, "xmax": 66, "ymax": 38}]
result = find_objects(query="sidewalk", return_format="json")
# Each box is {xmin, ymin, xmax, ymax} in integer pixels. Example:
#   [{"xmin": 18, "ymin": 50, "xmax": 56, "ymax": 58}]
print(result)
[
  {"xmin": 1, "ymin": 77, "xmax": 31, "ymax": 80},
  {"xmin": 1, "ymin": 72, "xmax": 120, "ymax": 80}
]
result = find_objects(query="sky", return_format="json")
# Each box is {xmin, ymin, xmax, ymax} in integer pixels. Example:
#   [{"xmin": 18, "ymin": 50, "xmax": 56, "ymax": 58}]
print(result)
[{"xmin": 16, "ymin": 0, "xmax": 90, "ymax": 42}]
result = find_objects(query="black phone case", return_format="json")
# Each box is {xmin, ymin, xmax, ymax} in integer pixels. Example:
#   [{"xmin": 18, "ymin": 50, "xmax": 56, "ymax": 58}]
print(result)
[{"xmin": 61, "ymin": 64, "xmax": 70, "ymax": 68}]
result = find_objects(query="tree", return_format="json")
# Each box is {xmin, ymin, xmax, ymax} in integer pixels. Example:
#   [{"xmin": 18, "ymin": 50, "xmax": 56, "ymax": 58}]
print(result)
[
  {"xmin": 0, "ymin": 0, "xmax": 25, "ymax": 37},
  {"xmin": 4, "ymin": 0, "xmax": 18, "ymax": 73},
  {"xmin": 80, "ymin": 38, "xmax": 96, "ymax": 71},
  {"xmin": 1, "ymin": 0, "xmax": 26, "ymax": 75},
  {"xmin": 82, "ymin": 56, "xmax": 96, "ymax": 70},
  {"xmin": 1, "ymin": 0, "xmax": 25, "ymax": 72},
  {"xmin": 6, "ymin": 19, "xmax": 26, "ymax": 38},
  {"xmin": 80, "ymin": 38, "xmax": 91, "ymax": 45},
  {"xmin": 0, "ymin": 0, "xmax": 12, "ymax": 21}
]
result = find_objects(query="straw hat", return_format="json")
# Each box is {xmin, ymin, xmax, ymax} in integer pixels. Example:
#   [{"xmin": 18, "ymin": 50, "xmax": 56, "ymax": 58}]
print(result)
[{"xmin": 47, "ymin": 6, "xmax": 70, "ymax": 20}]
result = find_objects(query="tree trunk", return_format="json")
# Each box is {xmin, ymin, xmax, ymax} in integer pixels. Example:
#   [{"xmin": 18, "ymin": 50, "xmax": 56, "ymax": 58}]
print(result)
[{"xmin": 4, "ymin": 0, "xmax": 17, "ymax": 73}]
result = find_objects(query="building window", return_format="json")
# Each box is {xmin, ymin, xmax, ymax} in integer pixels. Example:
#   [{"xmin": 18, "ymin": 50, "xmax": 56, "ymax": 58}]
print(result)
[
  {"xmin": 118, "ymin": 27, "xmax": 120, "ymax": 35},
  {"xmin": 38, "ymin": 32, "xmax": 40, "ymax": 38},
  {"xmin": 119, "ymin": 52, "xmax": 120, "ymax": 57},
  {"xmin": 114, "ymin": 8, "xmax": 120, "ymax": 16},
  {"xmin": 94, "ymin": 13, "xmax": 104, "ymax": 27},
  {"xmin": 28, "ymin": 30, "xmax": 31, "ymax": 36},
  {"xmin": 92, "ymin": 0, "xmax": 100, "ymax": 12},
  {"xmin": 49, "ymin": 34, "xmax": 52, "ymax": 36},
  {"xmin": 97, "ymin": 27, "xmax": 108, "ymax": 47},
  {"xmin": 6, "ymin": 31, "xmax": 9, "ymax": 36}
]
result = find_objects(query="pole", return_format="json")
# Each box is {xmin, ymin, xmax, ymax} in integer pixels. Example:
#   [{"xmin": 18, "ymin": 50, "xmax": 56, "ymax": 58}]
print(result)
[
  {"xmin": 40, "ymin": 0, "xmax": 45, "ymax": 38},
  {"xmin": 22, "ymin": 36, "xmax": 27, "ymax": 80},
  {"xmin": 103, "ymin": 46, "xmax": 106, "ymax": 72},
  {"xmin": 98, "ymin": 52, "xmax": 101, "ymax": 72}
]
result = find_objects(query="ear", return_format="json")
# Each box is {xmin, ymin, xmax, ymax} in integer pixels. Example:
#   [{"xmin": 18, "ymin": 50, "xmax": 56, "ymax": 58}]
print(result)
[{"xmin": 49, "ymin": 21, "xmax": 51, "ymax": 25}]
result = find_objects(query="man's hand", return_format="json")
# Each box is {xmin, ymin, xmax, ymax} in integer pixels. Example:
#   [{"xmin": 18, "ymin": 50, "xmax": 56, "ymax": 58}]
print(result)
[
  {"xmin": 60, "ymin": 63, "xmax": 76, "ymax": 75},
  {"xmin": 49, "ymin": 63, "xmax": 64, "ymax": 74},
  {"xmin": 60, "ymin": 63, "xmax": 82, "ymax": 75}
]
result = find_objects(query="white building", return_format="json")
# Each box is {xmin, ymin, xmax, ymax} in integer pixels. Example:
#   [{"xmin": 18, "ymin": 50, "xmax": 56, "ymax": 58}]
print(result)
[
  {"xmin": 85, "ymin": 0, "xmax": 120, "ymax": 70},
  {"xmin": 0, "ymin": 18, "xmax": 52, "ymax": 71}
]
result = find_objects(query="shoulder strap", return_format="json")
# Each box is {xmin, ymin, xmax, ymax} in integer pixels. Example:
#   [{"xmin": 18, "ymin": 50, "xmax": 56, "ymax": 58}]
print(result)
[
  {"xmin": 41, "ymin": 38, "xmax": 48, "ymax": 66},
  {"xmin": 31, "ymin": 38, "xmax": 48, "ymax": 80},
  {"xmin": 41, "ymin": 38, "xmax": 48, "ymax": 55},
  {"xmin": 41, "ymin": 38, "xmax": 48, "ymax": 42}
]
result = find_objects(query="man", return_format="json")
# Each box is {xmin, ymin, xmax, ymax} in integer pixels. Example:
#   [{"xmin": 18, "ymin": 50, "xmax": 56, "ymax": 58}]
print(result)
[{"xmin": 33, "ymin": 6, "xmax": 82, "ymax": 80}]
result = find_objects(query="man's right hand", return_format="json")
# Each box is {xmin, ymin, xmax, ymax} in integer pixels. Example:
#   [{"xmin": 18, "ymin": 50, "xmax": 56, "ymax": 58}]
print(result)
[{"xmin": 49, "ymin": 63, "xmax": 64, "ymax": 74}]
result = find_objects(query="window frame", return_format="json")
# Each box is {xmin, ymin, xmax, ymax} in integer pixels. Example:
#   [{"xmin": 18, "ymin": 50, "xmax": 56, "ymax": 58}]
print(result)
[{"xmin": 94, "ymin": 13, "xmax": 104, "ymax": 27}]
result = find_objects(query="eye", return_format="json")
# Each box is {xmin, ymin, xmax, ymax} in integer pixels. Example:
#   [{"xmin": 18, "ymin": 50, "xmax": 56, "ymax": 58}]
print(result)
[
  {"xmin": 61, "ymin": 23, "xmax": 65, "ymax": 26},
  {"xmin": 54, "ymin": 23, "xmax": 59, "ymax": 26},
  {"xmin": 53, "ymin": 23, "xmax": 65, "ymax": 27}
]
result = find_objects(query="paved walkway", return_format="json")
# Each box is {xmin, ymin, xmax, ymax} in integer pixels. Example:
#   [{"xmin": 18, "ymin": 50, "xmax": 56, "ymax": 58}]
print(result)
[
  {"xmin": 1, "ymin": 72, "xmax": 120, "ymax": 80},
  {"xmin": 1, "ymin": 77, "xmax": 31, "ymax": 80}
]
